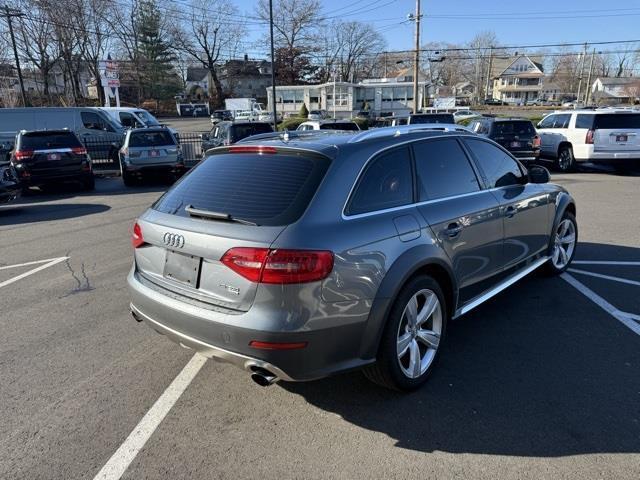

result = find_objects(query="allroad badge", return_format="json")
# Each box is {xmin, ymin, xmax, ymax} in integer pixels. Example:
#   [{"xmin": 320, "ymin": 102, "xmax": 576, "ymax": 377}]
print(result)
[{"xmin": 163, "ymin": 232, "xmax": 185, "ymax": 249}]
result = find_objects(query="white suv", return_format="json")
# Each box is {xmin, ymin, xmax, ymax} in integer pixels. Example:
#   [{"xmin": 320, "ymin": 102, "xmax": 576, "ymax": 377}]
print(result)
[{"xmin": 536, "ymin": 108, "xmax": 640, "ymax": 171}]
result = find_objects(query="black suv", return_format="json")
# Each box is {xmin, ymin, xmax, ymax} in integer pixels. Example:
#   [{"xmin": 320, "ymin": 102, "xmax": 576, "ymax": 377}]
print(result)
[
  {"xmin": 11, "ymin": 130, "xmax": 94, "ymax": 191},
  {"xmin": 409, "ymin": 113, "xmax": 455, "ymax": 125},
  {"xmin": 201, "ymin": 121, "xmax": 273, "ymax": 151},
  {"xmin": 468, "ymin": 117, "xmax": 540, "ymax": 164}
]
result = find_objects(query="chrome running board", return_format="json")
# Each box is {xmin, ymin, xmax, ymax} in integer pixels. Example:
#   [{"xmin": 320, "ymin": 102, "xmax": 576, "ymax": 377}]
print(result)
[{"xmin": 453, "ymin": 256, "xmax": 549, "ymax": 319}]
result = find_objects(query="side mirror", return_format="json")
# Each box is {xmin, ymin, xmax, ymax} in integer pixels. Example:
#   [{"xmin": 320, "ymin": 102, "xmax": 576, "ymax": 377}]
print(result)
[{"xmin": 528, "ymin": 165, "xmax": 550, "ymax": 184}]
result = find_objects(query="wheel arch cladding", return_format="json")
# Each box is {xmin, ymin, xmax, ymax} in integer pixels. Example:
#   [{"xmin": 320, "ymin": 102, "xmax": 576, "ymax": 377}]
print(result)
[{"xmin": 358, "ymin": 245, "xmax": 457, "ymax": 360}]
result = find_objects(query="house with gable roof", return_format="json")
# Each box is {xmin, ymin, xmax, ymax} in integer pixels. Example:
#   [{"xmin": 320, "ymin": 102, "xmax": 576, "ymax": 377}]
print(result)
[{"xmin": 492, "ymin": 54, "xmax": 545, "ymax": 105}]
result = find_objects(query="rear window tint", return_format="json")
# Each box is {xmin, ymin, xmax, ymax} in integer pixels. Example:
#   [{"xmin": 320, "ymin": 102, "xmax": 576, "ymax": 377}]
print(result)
[
  {"xmin": 410, "ymin": 114, "xmax": 455, "ymax": 124},
  {"xmin": 319, "ymin": 122, "xmax": 359, "ymax": 131},
  {"xmin": 129, "ymin": 131, "xmax": 175, "ymax": 147},
  {"xmin": 594, "ymin": 114, "xmax": 640, "ymax": 129},
  {"xmin": 20, "ymin": 132, "xmax": 81, "ymax": 149},
  {"xmin": 491, "ymin": 121, "xmax": 535, "ymax": 136},
  {"xmin": 231, "ymin": 124, "xmax": 272, "ymax": 141},
  {"xmin": 153, "ymin": 152, "xmax": 330, "ymax": 226}
]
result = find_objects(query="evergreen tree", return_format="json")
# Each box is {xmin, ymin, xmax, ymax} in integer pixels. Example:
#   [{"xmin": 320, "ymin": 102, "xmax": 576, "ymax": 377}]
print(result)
[{"xmin": 135, "ymin": 0, "xmax": 179, "ymax": 99}]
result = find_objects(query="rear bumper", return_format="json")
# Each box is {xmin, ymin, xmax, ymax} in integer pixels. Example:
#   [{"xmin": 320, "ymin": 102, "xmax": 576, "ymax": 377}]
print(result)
[
  {"xmin": 127, "ymin": 268, "xmax": 372, "ymax": 382},
  {"xmin": 511, "ymin": 151, "xmax": 539, "ymax": 162},
  {"xmin": 124, "ymin": 162, "xmax": 185, "ymax": 175},
  {"xmin": 18, "ymin": 170, "xmax": 91, "ymax": 186}
]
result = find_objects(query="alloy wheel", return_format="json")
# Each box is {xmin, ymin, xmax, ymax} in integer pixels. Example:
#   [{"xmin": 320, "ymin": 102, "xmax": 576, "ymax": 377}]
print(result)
[
  {"xmin": 396, "ymin": 289, "xmax": 443, "ymax": 379},
  {"xmin": 558, "ymin": 149, "xmax": 572, "ymax": 171},
  {"xmin": 552, "ymin": 219, "xmax": 576, "ymax": 269}
]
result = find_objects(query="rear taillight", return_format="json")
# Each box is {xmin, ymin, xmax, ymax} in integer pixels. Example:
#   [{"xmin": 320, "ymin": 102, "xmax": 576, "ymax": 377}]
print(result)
[
  {"xmin": 131, "ymin": 222, "xmax": 145, "ymax": 248},
  {"xmin": 585, "ymin": 129, "xmax": 594, "ymax": 144},
  {"xmin": 14, "ymin": 150, "xmax": 33, "ymax": 161},
  {"xmin": 221, "ymin": 247, "xmax": 334, "ymax": 284},
  {"xmin": 532, "ymin": 135, "xmax": 541, "ymax": 148},
  {"xmin": 72, "ymin": 147, "xmax": 87, "ymax": 155}
]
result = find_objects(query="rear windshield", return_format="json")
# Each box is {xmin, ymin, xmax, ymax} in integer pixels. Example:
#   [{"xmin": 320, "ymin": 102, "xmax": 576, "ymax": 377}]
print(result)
[
  {"xmin": 20, "ymin": 131, "xmax": 81, "ymax": 149},
  {"xmin": 410, "ymin": 114, "xmax": 455, "ymax": 124},
  {"xmin": 129, "ymin": 131, "xmax": 175, "ymax": 147},
  {"xmin": 594, "ymin": 114, "xmax": 640, "ymax": 129},
  {"xmin": 231, "ymin": 124, "xmax": 272, "ymax": 141},
  {"xmin": 319, "ymin": 122, "xmax": 359, "ymax": 131},
  {"xmin": 491, "ymin": 121, "xmax": 535, "ymax": 136},
  {"xmin": 153, "ymin": 151, "xmax": 331, "ymax": 226}
]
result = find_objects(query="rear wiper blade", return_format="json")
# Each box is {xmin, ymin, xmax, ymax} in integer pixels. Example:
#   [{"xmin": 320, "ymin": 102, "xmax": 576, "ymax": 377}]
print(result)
[{"xmin": 185, "ymin": 205, "xmax": 258, "ymax": 226}]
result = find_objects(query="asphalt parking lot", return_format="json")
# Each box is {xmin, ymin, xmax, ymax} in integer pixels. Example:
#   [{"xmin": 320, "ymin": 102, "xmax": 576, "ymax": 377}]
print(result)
[{"xmin": 0, "ymin": 170, "xmax": 639, "ymax": 479}]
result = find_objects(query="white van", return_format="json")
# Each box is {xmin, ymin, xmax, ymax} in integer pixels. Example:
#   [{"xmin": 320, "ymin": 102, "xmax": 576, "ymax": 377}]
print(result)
[
  {"xmin": 0, "ymin": 107, "xmax": 124, "ymax": 159},
  {"xmin": 99, "ymin": 107, "xmax": 178, "ymax": 136}
]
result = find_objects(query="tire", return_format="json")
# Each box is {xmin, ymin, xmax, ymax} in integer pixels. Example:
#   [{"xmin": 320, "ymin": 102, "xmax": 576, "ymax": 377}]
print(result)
[
  {"xmin": 556, "ymin": 145, "xmax": 575, "ymax": 172},
  {"xmin": 543, "ymin": 211, "xmax": 578, "ymax": 275},
  {"xmin": 82, "ymin": 175, "xmax": 95, "ymax": 191},
  {"xmin": 363, "ymin": 275, "xmax": 447, "ymax": 391}
]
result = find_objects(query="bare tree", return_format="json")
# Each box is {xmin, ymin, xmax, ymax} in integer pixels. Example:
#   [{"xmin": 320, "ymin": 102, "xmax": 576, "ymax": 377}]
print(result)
[
  {"xmin": 622, "ymin": 79, "xmax": 640, "ymax": 103},
  {"xmin": 76, "ymin": 0, "xmax": 112, "ymax": 105},
  {"xmin": 256, "ymin": 0, "xmax": 321, "ymax": 84},
  {"xmin": 15, "ymin": 0, "xmax": 58, "ymax": 99},
  {"xmin": 170, "ymin": 0, "xmax": 243, "ymax": 106},
  {"xmin": 327, "ymin": 20, "xmax": 385, "ymax": 83}
]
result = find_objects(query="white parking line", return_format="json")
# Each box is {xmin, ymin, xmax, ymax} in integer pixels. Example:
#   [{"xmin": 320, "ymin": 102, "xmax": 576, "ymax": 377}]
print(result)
[
  {"xmin": 93, "ymin": 353, "xmax": 207, "ymax": 480},
  {"xmin": 567, "ymin": 268, "xmax": 640, "ymax": 287},
  {"xmin": 0, "ymin": 257, "xmax": 69, "ymax": 289},
  {"xmin": 561, "ymin": 273, "xmax": 640, "ymax": 336}
]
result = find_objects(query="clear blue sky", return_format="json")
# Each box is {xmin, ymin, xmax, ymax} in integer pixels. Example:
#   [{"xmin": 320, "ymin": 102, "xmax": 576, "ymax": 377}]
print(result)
[{"xmin": 238, "ymin": 0, "xmax": 640, "ymax": 53}]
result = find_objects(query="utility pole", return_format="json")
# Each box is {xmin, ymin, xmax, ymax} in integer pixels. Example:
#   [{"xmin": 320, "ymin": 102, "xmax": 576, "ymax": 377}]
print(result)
[
  {"xmin": 484, "ymin": 46, "xmax": 494, "ymax": 101},
  {"xmin": 1, "ymin": 5, "xmax": 27, "ymax": 107},
  {"xmin": 585, "ymin": 48, "xmax": 596, "ymax": 106},
  {"xmin": 474, "ymin": 48, "xmax": 481, "ymax": 105},
  {"xmin": 576, "ymin": 43, "xmax": 587, "ymax": 107},
  {"xmin": 268, "ymin": 0, "xmax": 277, "ymax": 131},
  {"xmin": 409, "ymin": 0, "xmax": 421, "ymax": 113}
]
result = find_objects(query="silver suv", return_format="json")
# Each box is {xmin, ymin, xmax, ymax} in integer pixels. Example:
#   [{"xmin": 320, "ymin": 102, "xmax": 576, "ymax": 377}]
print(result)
[{"xmin": 128, "ymin": 126, "xmax": 577, "ymax": 391}]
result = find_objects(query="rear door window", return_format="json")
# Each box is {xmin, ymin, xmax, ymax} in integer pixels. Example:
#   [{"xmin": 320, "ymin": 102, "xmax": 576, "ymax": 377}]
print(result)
[
  {"xmin": 463, "ymin": 138, "xmax": 524, "ymax": 188},
  {"xmin": 414, "ymin": 138, "xmax": 480, "ymax": 201},
  {"xmin": 575, "ymin": 114, "xmax": 595, "ymax": 129},
  {"xmin": 20, "ymin": 132, "xmax": 82, "ymax": 149},
  {"xmin": 594, "ymin": 114, "xmax": 640, "ymax": 129},
  {"xmin": 347, "ymin": 147, "xmax": 413, "ymax": 215},
  {"xmin": 153, "ymin": 151, "xmax": 331, "ymax": 226},
  {"xmin": 252, "ymin": 123, "xmax": 273, "ymax": 134},
  {"xmin": 129, "ymin": 131, "xmax": 176, "ymax": 147}
]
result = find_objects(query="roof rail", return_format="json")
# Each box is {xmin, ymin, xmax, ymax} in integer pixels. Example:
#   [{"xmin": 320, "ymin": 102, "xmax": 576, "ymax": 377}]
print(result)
[
  {"xmin": 348, "ymin": 124, "xmax": 471, "ymax": 143},
  {"xmin": 236, "ymin": 130, "xmax": 351, "ymax": 143}
]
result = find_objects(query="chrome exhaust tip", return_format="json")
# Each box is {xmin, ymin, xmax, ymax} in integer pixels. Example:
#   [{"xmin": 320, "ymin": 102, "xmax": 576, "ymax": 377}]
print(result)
[{"xmin": 250, "ymin": 367, "xmax": 278, "ymax": 387}]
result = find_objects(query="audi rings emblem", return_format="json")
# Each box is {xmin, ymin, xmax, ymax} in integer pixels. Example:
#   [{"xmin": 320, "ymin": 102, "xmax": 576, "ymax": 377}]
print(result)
[{"xmin": 163, "ymin": 232, "xmax": 185, "ymax": 249}]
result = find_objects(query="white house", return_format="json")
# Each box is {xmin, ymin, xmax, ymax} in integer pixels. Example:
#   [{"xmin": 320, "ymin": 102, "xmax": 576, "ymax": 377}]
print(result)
[
  {"xmin": 492, "ymin": 55, "xmax": 545, "ymax": 104},
  {"xmin": 591, "ymin": 77, "xmax": 640, "ymax": 104}
]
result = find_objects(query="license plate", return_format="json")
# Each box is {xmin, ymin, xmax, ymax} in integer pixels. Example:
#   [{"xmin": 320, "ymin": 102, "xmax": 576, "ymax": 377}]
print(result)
[
  {"xmin": 163, "ymin": 250, "xmax": 200, "ymax": 286},
  {"xmin": 510, "ymin": 141, "xmax": 521, "ymax": 148},
  {"xmin": 615, "ymin": 135, "xmax": 628, "ymax": 142},
  {"xmin": 47, "ymin": 153, "xmax": 60, "ymax": 160},
  {"xmin": 150, "ymin": 150, "xmax": 159, "ymax": 157}
]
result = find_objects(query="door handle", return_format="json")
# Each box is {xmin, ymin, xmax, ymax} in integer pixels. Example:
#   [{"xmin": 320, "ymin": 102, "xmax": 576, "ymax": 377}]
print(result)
[
  {"xmin": 444, "ymin": 222, "xmax": 463, "ymax": 238},
  {"xmin": 505, "ymin": 206, "xmax": 517, "ymax": 218}
]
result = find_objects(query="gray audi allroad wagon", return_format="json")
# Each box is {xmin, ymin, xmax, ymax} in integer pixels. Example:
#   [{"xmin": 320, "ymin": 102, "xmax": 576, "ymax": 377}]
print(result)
[{"xmin": 128, "ymin": 126, "xmax": 577, "ymax": 391}]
